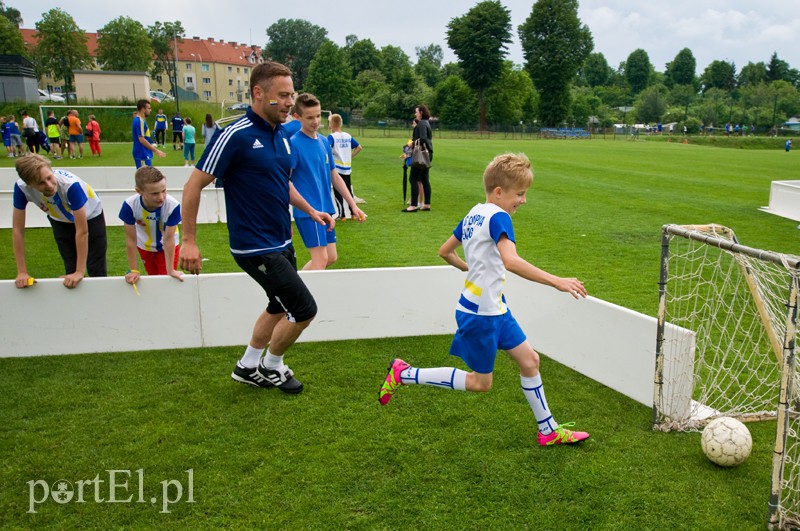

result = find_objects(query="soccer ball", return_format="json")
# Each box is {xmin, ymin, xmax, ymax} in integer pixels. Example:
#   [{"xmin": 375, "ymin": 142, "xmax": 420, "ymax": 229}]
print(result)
[{"xmin": 701, "ymin": 417, "xmax": 752, "ymax": 467}]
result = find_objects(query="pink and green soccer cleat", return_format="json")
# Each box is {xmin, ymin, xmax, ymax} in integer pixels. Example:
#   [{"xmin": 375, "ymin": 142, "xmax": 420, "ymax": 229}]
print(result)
[
  {"xmin": 537, "ymin": 422, "xmax": 590, "ymax": 446},
  {"xmin": 379, "ymin": 358, "xmax": 410, "ymax": 405}
]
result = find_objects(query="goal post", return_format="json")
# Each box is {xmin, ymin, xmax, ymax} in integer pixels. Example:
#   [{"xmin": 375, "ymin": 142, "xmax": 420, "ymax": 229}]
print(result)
[
  {"xmin": 37, "ymin": 104, "xmax": 138, "ymax": 144},
  {"xmin": 653, "ymin": 224, "xmax": 799, "ymax": 431},
  {"xmin": 651, "ymin": 223, "xmax": 800, "ymax": 528}
]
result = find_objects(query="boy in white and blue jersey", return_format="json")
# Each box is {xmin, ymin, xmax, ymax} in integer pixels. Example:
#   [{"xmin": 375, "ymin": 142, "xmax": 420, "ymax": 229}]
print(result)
[
  {"xmin": 12, "ymin": 153, "xmax": 107, "ymax": 289},
  {"xmin": 290, "ymin": 93, "xmax": 366, "ymax": 270},
  {"xmin": 179, "ymin": 62, "xmax": 335, "ymax": 394},
  {"xmin": 119, "ymin": 166, "xmax": 183, "ymax": 285},
  {"xmin": 379, "ymin": 153, "xmax": 591, "ymax": 447},
  {"xmin": 328, "ymin": 113, "xmax": 362, "ymax": 219}
]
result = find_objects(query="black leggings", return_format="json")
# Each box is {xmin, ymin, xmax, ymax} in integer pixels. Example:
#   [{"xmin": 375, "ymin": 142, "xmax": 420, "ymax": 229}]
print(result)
[
  {"xmin": 49, "ymin": 213, "xmax": 108, "ymax": 277},
  {"xmin": 409, "ymin": 165, "xmax": 431, "ymax": 207},
  {"xmin": 334, "ymin": 173, "xmax": 353, "ymax": 218}
]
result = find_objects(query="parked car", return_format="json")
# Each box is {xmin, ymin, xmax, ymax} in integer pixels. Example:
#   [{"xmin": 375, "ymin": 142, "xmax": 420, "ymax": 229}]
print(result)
[
  {"xmin": 150, "ymin": 90, "xmax": 174, "ymax": 103},
  {"xmin": 228, "ymin": 102, "xmax": 249, "ymax": 111},
  {"xmin": 38, "ymin": 89, "xmax": 65, "ymax": 103},
  {"xmin": 62, "ymin": 92, "xmax": 77, "ymax": 103}
]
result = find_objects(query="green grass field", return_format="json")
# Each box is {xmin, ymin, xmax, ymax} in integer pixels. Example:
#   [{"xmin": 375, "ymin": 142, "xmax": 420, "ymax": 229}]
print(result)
[{"xmin": 1, "ymin": 137, "xmax": 799, "ymax": 529}]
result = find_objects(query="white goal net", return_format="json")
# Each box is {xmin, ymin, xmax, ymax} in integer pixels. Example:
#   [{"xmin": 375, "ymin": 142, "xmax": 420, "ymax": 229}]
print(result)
[{"xmin": 651, "ymin": 224, "xmax": 800, "ymax": 529}]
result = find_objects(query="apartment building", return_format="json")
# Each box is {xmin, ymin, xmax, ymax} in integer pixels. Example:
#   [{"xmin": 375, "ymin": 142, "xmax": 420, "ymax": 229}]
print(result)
[{"xmin": 20, "ymin": 29, "xmax": 263, "ymax": 104}]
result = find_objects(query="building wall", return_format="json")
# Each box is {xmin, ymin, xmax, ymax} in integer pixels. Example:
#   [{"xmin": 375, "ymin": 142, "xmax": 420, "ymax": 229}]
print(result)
[{"xmin": 74, "ymin": 70, "xmax": 150, "ymax": 102}]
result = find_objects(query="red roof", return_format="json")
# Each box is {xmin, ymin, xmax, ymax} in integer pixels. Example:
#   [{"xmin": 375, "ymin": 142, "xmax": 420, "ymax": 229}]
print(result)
[{"xmin": 19, "ymin": 29, "xmax": 261, "ymax": 66}]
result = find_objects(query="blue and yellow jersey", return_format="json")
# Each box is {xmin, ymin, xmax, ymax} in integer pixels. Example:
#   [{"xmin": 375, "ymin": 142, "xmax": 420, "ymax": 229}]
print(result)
[
  {"xmin": 13, "ymin": 169, "xmax": 103, "ymax": 223},
  {"xmin": 119, "ymin": 194, "xmax": 181, "ymax": 252}
]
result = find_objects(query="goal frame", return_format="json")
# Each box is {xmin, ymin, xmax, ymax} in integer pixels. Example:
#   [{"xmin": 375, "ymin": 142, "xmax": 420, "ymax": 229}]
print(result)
[{"xmin": 651, "ymin": 223, "xmax": 800, "ymax": 529}]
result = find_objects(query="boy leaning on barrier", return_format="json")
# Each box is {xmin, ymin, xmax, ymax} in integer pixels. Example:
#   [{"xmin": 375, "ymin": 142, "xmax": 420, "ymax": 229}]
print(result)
[
  {"xmin": 12, "ymin": 153, "xmax": 107, "ymax": 289},
  {"xmin": 119, "ymin": 166, "xmax": 183, "ymax": 285}
]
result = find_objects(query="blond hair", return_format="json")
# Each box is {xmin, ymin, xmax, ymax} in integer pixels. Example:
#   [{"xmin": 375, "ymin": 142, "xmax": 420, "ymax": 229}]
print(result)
[
  {"xmin": 329, "ymin": 113, "xmax": 342, "ymax": 129},
  {"xmin": 483, "ymin": 153, "xmax": 533, "ymax": 194},
  {"xmin": 135, "ymin": 166, "xmax": 166, "ymax": 190},
  {"xmin": 15, "ymin": 153, "xmax": 51, "ymax": 185}
]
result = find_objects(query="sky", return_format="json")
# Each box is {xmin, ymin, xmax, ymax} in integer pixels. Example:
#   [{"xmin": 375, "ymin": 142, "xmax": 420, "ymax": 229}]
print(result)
[{"xmin": 14, "ymin": 1, "xmax": 800, "ymax": 75}]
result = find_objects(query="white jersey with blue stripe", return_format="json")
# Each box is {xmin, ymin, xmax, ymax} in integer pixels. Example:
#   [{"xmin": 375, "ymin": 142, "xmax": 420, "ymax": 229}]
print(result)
[
  {"xmin": 453, "ymin": 202, "xmax": 515, "ymax": 316},
  {"xmin": 119, "ymin": 194, "xmax": 181, "ymax": 252},
  {"xmin": 13, "ymin": 169, "xmax": 103, "ymax": 222},
  {"xmin": 328, "ymin": 131, "xmax": 359, "ymax": 175}
]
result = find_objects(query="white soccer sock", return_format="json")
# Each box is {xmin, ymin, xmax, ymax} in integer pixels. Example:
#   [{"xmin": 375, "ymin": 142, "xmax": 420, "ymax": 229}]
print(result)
[
  {"xmin": 239, "ymin": 345, "xmax": 264, "ymax": 368},
  {"xmin": 262, "ymin": 351, "xmax": 284, "ymax": 370},
  {"xmin": 400, "ymin": 366, "xmax": 467, "ymax": 391},
  {"xmin": 520, "ymin": 374, "xmax": 558, "ymax": 435}
]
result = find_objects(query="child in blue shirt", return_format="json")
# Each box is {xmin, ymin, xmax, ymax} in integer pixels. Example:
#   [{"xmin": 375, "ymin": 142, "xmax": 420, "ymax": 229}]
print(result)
[{"xmin": 289, "ymin": 93, "xmax": 366, "ymax": 270}]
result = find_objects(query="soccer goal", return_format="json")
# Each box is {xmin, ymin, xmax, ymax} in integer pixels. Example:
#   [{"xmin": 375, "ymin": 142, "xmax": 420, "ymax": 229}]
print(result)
[
  {"xmin": 38, "ymin": 104, "xmax": 138, "ymax": 143},
  {"xmin": 651, "ymin": 224, "xmax": 800, "ymax": 528}
]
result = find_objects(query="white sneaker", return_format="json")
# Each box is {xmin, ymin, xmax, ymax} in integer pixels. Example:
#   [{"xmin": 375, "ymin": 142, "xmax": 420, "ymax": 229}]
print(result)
[{"xmin": 354, "ymin": 196, "xmax": 367, "ymax": 204}]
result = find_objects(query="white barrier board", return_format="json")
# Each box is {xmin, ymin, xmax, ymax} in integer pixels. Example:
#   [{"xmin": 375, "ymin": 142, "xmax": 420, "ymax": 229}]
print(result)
[
  {"xmin": 0, "ymin": 266, "xmax": 681, "ymax": 408},
  {"xmin": 759, "ymin": 180, "xmax": 800, "ymax": 222}
]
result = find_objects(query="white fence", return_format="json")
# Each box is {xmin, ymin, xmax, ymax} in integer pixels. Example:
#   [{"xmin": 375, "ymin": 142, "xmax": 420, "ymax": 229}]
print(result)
[
  {"xmin": 759, "ymin": 180, "xmax": 800, "ymax": 222},
  {"xmin": 0, "ymin": 265, "xmax": 676, "ymax": 408}
]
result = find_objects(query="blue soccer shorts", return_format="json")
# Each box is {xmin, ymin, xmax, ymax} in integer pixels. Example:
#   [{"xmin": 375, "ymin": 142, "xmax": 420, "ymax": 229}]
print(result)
[
  {"xmin": 295, "ymin": 216, "xmax": 336, "ymax": 249},
  {"xmin": 449, "ymin": 309, "xmax": 527, "ymax": 374}
]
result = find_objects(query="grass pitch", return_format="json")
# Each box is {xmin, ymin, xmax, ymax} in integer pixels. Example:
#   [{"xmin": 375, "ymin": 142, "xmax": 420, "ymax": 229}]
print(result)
[{"xmin": 1, "ymin": 137, "xmax": 798, "ymax": 528}]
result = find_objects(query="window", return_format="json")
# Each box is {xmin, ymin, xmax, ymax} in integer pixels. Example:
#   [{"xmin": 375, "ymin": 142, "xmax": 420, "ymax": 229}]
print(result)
[
  {"xmin": 202, "ymin": 77, "xmax": 211, "ymax": 85},
  {"xmin": 229, "ymin": 91, "xmax": 234, "ymax": 98},
  {"xmin": 186, "ymin": 76, "xmax": 194, "ymax": 84},
  {"xmin": 186, "ymin": 63, "xmax": 193, "ymax": 70},
  {"xmin": 227, "ymin": 66, "xmax": 232, "ymax": 73},
  {"xmin": 244, "ymin": 67, "xmax": 249, "ymax": 74},
  {"xmin": 203, "ymin": 90, "xmax": 212, "ymax": 100},
  {"xmin": 155, "ymin": 75, "xmax": 163, "ymax": 83},
  {"xmin": 228, "ymin": 79, "xmax": 233, "ymax": 86},
  {"xmin": 201, "ymin": 64, "xmax": 209, "ymax": 72}
]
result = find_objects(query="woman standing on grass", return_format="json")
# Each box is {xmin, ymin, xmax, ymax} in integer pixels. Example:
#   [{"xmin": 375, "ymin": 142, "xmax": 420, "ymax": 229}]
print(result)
[{"xmin": 401, "ymin": 105, "xmax": 433, "ymax": 212}]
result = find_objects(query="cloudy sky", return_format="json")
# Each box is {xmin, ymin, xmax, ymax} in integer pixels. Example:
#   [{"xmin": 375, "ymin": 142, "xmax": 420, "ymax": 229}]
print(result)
[{"xmin": 14, "ymin": 1, "xmax": 800, "ymax": 74}]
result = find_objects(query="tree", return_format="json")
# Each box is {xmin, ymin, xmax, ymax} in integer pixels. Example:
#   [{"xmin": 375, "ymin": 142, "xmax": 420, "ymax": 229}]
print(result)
[
  {"xmin": 767, "ymin": 52, "xmax": 790, "ymax": 83},
  {"xmin": 0, "ymin": 14, "xmax": 24, "ymax": 55},
  {"xmin": 149, "ymin": 21, "xmax": 185, "ymax": 100},
  {"xmin": 635, "ymin": 85, "xmax": 667, "ymax": 123},
  {"xmin": 415, "ymin": 43, "xmax": 443, "ymax": 88},
  {"xmin": 518, "ymin": 0, "xmax": 593, "ymax": 126},
  {"xmin": 264, "ymin": 19, "xmax": 327, "ymax": 90},
  {"xmin": 701, "ymin": 60, "xmax": 736, "ymax": 92},
  {"xmin": 432, "ymin": 75, "xmax": 478, "ymax": 128},
  {"xmin": 625, "ymin": 48, "xmax": 652, "ymax": 94},
  {"xmin": 582, "ymin": 52, "xmax": 612, "ymax": 87},
  {"xmin": 96, "ymin": 16, "xmax": 152, "ymax": 72},
  {"xmin": 447, "ymin": 0, "xmax": 512, "ymax": 130},
  {"xmin": 347, "ymin": 38, "xmax": 381, "ymax": 78},
  {"xmin": 668, "ymin": 84, "xmax": 696, "ymax": 121},
  {"xmin": 570, "ymin": 85, "xmax": 602, "ymax": 128},
  {"xmin": 378, "ymin": 45, "xmax": 411, "ymax": 87},
  {"xmin": 0, "ymin": 2, "xmax": 21, "ymax": 27},
  {"xmin": 664, "ymin": 48, "xmax": 696, "ymax": 88},
  {"xmin": 354, "ymin": 69, "xmax": 390, "ymax": 117},
  {"xmin": 31, "ymin": 9, "xmax": 92, "ymax": 94},
  {"xmin": 738, "ymin": 61, "xmax": 767, "ymax": 87},
  {"xmin": 484, "ymin": 61, "xmax": 537, "ymax": 126},
  {"xmin": 305, "ymin": 40, "xmax": 355, "ymax": 111}
]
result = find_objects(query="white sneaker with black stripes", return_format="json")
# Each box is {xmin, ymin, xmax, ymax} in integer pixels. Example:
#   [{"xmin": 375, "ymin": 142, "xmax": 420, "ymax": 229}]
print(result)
[
  {"xmin": 231, "ymin": 362, "xmax": 275, "ymax": 388},
  {"xmin": 256, "ymin": 362, "xmax": 304, "ymax": 394}
]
